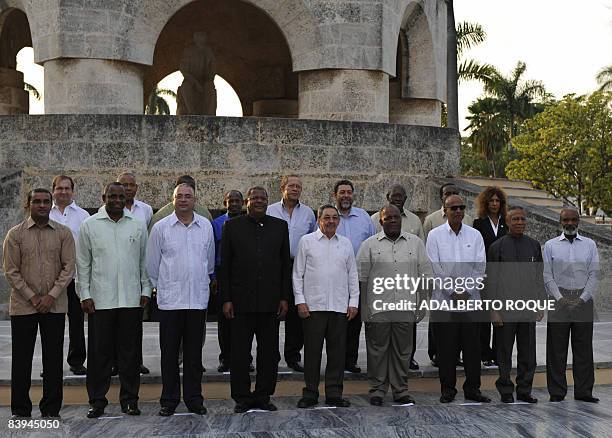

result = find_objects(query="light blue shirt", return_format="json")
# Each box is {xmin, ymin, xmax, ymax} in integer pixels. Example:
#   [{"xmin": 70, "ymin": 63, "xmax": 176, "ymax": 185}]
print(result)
[
  {"xmin": 543, "ymin": 233, "xmax": 599, "ymax": 302},
  {"xmin": 147, "ymin": 212, "xmax": 215, "ymax": 310},
  {"xmin": 336, "ymin": 206, "xmax": 376, "ymax": 255},
  {"xmin": 76, "ymin": 208, "xmax": 152, "ymax": 309},
  {"xmin": 267, "ymin": 200, "xmax": 317, "ymax": 258}
]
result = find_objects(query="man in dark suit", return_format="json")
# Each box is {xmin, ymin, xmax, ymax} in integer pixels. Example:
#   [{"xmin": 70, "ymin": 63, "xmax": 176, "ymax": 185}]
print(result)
[
  {"xmin": 220, "ymin": 186, "xmax": 291, "ymax": 413},
  {"xmin": 472, "ymin": 186, "xmax": 508, "ymax": 367}
]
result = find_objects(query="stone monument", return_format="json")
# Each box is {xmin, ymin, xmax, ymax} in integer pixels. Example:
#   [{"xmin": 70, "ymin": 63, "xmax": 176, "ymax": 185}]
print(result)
[{"xmin": 176, "ymin": 32, "xmax": 217, "ymax": 116}]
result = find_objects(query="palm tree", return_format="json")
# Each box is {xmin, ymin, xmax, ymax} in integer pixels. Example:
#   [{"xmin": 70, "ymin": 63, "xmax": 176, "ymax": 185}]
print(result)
[
  {"xmin": 24, "ymin": 82, "xmax": 41, "ymax": 100},
  {"xmin": 465, "ymin": 98, "xmax": 508, "ymax": 177},
  {"xmin": 596, "ymin": 65, "xmax": 612, "ymax": 91},
  {"xmin": 456, "ymin": 22, "xmax": 495, "ymax": 83},
  {"xmin": 145, "ymin": 88, "xmax": 177, "ymax": 115}
]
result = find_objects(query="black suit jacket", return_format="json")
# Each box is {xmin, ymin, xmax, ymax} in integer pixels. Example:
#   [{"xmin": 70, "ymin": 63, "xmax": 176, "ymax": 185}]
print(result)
[
  {"xmin": 219, "ymin": 214, "xmax": 291, "ymax": 313},
  {"xmin": 472, "ymin": 216, "xmax": 507, "ymax": 260}
]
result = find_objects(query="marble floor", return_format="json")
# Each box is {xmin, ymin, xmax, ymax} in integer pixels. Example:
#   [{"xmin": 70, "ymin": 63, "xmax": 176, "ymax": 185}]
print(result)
[
  {"xmin": 2, "ymin": 385, "xmax": 612, "ymax": 437},
  {"xmin": 1, "ymin": 313, "xmax": 611, "ymax": 384}
]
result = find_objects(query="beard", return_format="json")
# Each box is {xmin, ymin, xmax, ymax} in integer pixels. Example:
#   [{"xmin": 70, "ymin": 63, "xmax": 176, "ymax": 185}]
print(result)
[{"xmin": 562, "ymin": 225, "xmax": 577, "ymax": 236}]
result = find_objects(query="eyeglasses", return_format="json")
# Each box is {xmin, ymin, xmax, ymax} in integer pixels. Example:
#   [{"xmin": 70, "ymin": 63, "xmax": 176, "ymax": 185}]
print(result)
[{"xmin": 447, "ymin": 205, "xmax": 466, "ymax": 211}]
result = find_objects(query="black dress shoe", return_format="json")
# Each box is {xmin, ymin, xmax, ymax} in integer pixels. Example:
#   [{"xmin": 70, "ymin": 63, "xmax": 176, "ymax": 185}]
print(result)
[
  {"xmin": 501, "ymin": 394, "xmax": 514, "ymax": 403},
  {"xmin": 11, "ymin": 413, "xmax": 31, "ymax": 419},
  {"xmin": 297, "ymin": 397, "xmax": 318, "ymax": 408},
  {"xmin": 326, "ymin": 397, "xmax": 350, "ymax": 407},
  {"xmin": 234, "ymin": 403, "xmax": 252, "ymax": 413},
  {"xmin": 218, "ymin": 363, "xmax": 230, "ymax": 372},
  {"xmin": 575, "ymin": 395, "xmax": 599, "ymax": 403},
  {"xmin": 110, "ymin": 366, "xmax": 118, "ymax": 376},
  {"xmin": 456, "ymin": 359, "xmax": 464, "ymax": 367},
  {"xmin": 517, "ymin": 394, "xmax": 538, "ymax": 404},
  {"xmin": 158, "ymin": 407, "xmax": 175, "ymax": 416},
  {"xmin": 440, "ymin": 394, "xmax": 455, "ymax": 403},
  {"xmin": 345, "ymin": 364, "xmax": 361, "ymax": 373},
  {"xmin": 122, "ymin": 404, "xmax": 141, "ymax": 415},
  {"xmin": 549, "ymin": 395, "xmax": 565, "ymax": 402},
  {"xmin": 395, "ymin": 395, "xmax": 415, "ymax": 405},
  {"xmin": 257, "ymin": 402, "xmax": 277, "ymax": 411},
  {"xmin": 39, "ymin": 371, "xmax": 44, "ymax": 378},
  {"xmin": 482, "ymin": 360, "xmax": 497, "ymax": 368},
  {"xmin": 431, "ymin": 358, "xmax": 439, "ymax": 367},
  {"xmin": 249, "ymin": 363, "xmax": 255, "ymax": 372},
  {"xmin": 287, "ymin": 362, "xmax": 305, "ymax": 373},
  {"xmin": 409, "ymin": 359, "xmax": 419, "ymax": 370},
  {"xmin": 70, "ymin": 365, "xmax": 87, "ymax": 375},
  {"xmin": 465, "ymin": 393, "xmax": 491, "ymax": 403},
  {"xmin": 370, "ymin": 396, "xmax": 383, "ymax": 406},
  {"xmin": 188, "ymin": 405, "xmax": 208, "ymax": 415},
  {"xmin": 87, "ymin": 407, "xmax": 104, "ymax": 418},
  {"xmin": 139, "ymin": 365, "xmax": 150, "ymax": 375}
]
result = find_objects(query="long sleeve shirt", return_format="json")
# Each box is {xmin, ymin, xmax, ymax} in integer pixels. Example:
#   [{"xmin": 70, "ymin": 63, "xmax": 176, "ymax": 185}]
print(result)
[
  {"xmin": 370, "ymin": 208, "xmax": 425, "ymax": 240},
  {"xmin": 267, "ymin": 200, "xmax": 317, "ymax": 259},
  {"xmin": 76, "ymin": 208, "xmax": 152, "ymax": 309},
  {"xmin": 50, "ymin": 201, "xmax": 90, "ymax": 279},
  {"xmin": 149, "ymin": 202, "xmax": 213, "ymax": 231},
  {"xmin": 292, "ymin": 229, "xmax": 359, "ymax": 313},
  {"xmin": 543, "ymin": 233, "xmax": 599, "ymax": 302},
  {"xmin": 3, "ymin": 218, "xmax": 75, "ymax": 315},
  {"xmin": 357, "ymin": 231, "xmax": 432, "ymax": 322},
  {"xmin": 126, "ymin": 199, "xmax": 153, "ymax": 227},
  {"xmin": 147, "ymin": 212, "xmax": 215, "ymax": 310},
  {"xmin": 425, "ymin": 222, "xmax": 486, "ymax": 312},
  {"xmin": 336, "ymin": 206, "xmax": 376, "ymax": 255}
]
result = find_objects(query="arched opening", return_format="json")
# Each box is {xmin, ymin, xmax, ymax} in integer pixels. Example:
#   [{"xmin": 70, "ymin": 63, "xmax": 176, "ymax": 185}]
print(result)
[
  {"xmin": 389, "ymin": 1, "xmax": 441, "ymax": 126},
  {"xmin": 144, "ymin": 0, "xmax": 297, "ymax": 118},
  {"xmin": 16, "ymin": 47, "xmax": 43, "ymax": 114},
  {"xmin": 145, "ymin": 70, "xmax": 242, "ymax": 116},
  {"xmin": 0, "ymin": 8, "xmax": 36, "ymax": 114}
]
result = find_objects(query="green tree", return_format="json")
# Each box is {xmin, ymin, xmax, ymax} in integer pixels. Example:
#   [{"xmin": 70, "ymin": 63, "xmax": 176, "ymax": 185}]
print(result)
[
  {"xmin": 145, "ymin": 88, "xmax": 177, "ymax": 115},
  {"xmin": 24, "ymin": 82, "xmax": 41, "ymax": 100},
  {"xmin": 456, "ymin": 22, "xmax": 495, "ymax": 84},
  {"xmin": 596, "ymin": 65, "xmax": 612, "ymax": 91},
  {"xmin": 506, "ymin": 92, "xmax": 612, "ymax": 214}
]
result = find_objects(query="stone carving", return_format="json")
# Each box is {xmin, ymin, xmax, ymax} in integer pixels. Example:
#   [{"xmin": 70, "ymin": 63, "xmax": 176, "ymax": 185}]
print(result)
[{"xmin": 176, "ymin": 33, "xmax": 217, "ymax": 115}]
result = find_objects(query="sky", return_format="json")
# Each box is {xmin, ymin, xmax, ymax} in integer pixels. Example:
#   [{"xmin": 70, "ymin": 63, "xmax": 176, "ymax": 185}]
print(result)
[{"xmin": 17, "ymin": 0, "xmax": 612, "ymax": 131}]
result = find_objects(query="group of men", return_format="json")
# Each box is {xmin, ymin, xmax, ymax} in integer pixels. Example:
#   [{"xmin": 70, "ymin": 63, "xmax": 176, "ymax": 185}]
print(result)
[{"xmin": 3, "ymin": 173, "xmax": 600, "ymax": 419}]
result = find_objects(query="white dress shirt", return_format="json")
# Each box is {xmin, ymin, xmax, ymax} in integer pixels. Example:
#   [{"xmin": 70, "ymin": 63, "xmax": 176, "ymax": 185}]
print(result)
[
  {"xmin": 50, "ymin": 201, "xmax": 90, "ymax": 243},
  {"xmin": 126, "ymin": 199, "xmax": 153, "ymax": 227},
  {"xmin": 147, "ymin": 212, "xmax": 215, "ymax": 310},
  {"xmin": 292, "ymin": 229, "xmax": 359, "ymax": 313},
  {"xmin": 543, "ymin": 233, "xmax": 599, "ymax": 302},
  {"xmin": 425, "ymin": 222, "xmax": 486, "ymax": 311}
]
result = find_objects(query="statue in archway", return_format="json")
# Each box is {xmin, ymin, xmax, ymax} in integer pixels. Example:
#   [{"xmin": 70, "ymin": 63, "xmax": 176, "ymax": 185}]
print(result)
[{"xmin": 176, "ymin": 32, "xmax": 217, "ymax": 115}]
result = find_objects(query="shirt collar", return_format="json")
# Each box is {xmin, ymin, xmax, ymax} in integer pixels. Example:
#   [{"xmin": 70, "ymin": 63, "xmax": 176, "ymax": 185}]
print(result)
[
  {"xmin": 281, "ymin": 199, "xmax": 300, "ymax": 210},
  {"xmin": 558, "ymin": 232, "xmax": 583, "ymax": 241},
  {"xmin": 52, "ymin": 200, "xmax": 77, "ymax": 211},
  {"xmin": 444, "ymin": 221, "xmax": 462, "ymax": 235},
  {"xmin": 340, "ymin": 207, "xmax": 359, "ymax": 218},
  {"xmin": 315, "ymin": 228, "xmax": 337, "ymax": 241},
  {"xmin": 97, "ymin": 206, "xmax": 133, "ymax": 221},
  {"xmin": 26, "ymin": 217, "xmax": 55, "ymax": 229},
  {"xmin": 377, "ymin": 230, "xmax": 409, "ymax": 242},
  {"xmin": 169, "ymin": 212, "xmax": 202, "ymax": 228}
]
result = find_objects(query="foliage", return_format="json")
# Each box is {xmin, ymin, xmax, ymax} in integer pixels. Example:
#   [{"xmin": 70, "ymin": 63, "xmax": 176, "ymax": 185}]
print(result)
[
  {"xmin": 461, "ymin": 136, "xmax": 515, "ymax": 178},
  {"xmin": 506, "ymin": 92, "xmax": 612, "ymax": 214},
  {"xmin": 596, "ymin": 65, "xmax": 612, "ymax": 91},
  {"xmin": 145, "ymin": 88, "xmax": 177, "ymax": 115},
  {"xmin": 24, "ymin": 82, "xmax": 41, "ymax": 100},
  {"xmin": 456, "ymin": 21, "xmax": 495, "ymax": 84}
]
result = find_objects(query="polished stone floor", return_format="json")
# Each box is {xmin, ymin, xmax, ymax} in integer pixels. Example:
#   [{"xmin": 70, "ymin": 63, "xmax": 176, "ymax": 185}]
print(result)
[
  {"xmin": 1, "ymin": 314, "xmax": 611, "ymax": 383},
  {"xmin": 2, "ymin": 386, "xmax": 612, "ymax": 437}
]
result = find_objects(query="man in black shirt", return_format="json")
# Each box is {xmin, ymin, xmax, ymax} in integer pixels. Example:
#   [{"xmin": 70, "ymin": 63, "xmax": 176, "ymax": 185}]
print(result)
[
  {"xmin": 486, "ymin": 206, "xmax": 545, "ymax": 403},
  {"xmin": 220, "ymin": 186, "xmax": 291, "ymax": 413}
]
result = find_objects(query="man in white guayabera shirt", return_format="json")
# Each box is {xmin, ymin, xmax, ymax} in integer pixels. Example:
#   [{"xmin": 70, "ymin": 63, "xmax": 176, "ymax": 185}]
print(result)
[
  {"xmin": 426, "ymin": 194, "xmax": 489, "ymax": 404},
  {"xmin": 147, "ymin": 183, "xmax": 215, "ymax": 417},
  {"xmin": 293, "ymin": 204, "xmax": 359, "ymax": 409}
]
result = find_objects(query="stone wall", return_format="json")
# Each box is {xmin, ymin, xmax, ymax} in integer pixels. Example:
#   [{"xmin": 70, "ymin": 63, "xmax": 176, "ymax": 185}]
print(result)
[{"xmin": 0, "ymin": 114, "xmax": 460, "ymax": 314}]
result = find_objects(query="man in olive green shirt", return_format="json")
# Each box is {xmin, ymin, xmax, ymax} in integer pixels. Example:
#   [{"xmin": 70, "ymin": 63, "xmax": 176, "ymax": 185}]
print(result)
[{"xmin": 77, "ymin": 182, "xmax": 151, "ymax": 418}]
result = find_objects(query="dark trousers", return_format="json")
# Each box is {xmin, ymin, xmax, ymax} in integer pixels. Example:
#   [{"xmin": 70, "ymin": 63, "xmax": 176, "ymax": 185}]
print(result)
[
  {"xmin": 159, "ymin": 309, "xmax": 206, "ymax": 409},
  {"xmin": 547, "ymin": 299, "xmax": 595, "ymax": 398},
  {"xmin": 11, "ymin": 313, "xmax": 65, "ymax": 416},
  {"xmin": 345, "ymin": 307, "xmax": 361, "ymax": 367},
  {"xmin": 428, "ymin": 321, "xmax": 436, "ymax": 360},
  {"xmin": 302, "ymin": 312, "xmax": 347, "ymax": 400},
  {"xmin": 480, "ymin": 322, "xmax": 497, "ymax": 362},
  {"xmin": 230, "ymin": 312, "xmax": 280, "ymax": 406},
  {"xmin": 284, "ymin": 301, "xmax": 304, "ymax": 364},
  {"xmin": 495, "ymin": 321, "xmax": 536, "ymax": 396},
  {"xmin": 433, "ymin": 311, "xmax": 482, "ymax": 397},
  {"xmin": 216, "ymin": 295, "xmax": 232, "ymax": 366},
  {"xmin": 86, "ymin": 307, "xmax": 142, "ymax": 409},
  {"xmin": 66, "ymin": 280, "xmax": 86, "ymax": 368},
  {"xmin": 410, "ymin": 322, "xmax": 417, "ymax": 362}
]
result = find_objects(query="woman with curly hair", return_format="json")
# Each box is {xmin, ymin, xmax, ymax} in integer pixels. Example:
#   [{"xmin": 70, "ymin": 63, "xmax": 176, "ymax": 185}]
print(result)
[{"xmin": 473, "ymin": 186, "xmax": 508, "ymax": 367}]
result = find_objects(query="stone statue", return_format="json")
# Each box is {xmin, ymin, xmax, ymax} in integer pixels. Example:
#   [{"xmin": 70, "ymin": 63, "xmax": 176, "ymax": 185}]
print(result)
[{"xmin": 176, "ymin": 32, "xmax": 217, "ymax": 115}]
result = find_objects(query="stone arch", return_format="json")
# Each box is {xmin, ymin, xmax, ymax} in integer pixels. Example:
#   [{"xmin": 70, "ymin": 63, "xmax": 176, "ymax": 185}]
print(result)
[
  {"xmin": 0, "ymin": 7, "xmax": 32, "ymax": 114},
  {"xmin": 143, "ymin": 0, "xmax": 298, "ymax": 117}
]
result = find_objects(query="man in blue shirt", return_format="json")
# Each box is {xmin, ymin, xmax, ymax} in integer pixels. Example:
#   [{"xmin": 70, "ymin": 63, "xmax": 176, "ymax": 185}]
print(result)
[
  {"xmin": 267, "ymin": 175, "xmax": 317, "ymax": 373},
  {"xmin": 211, "ymin": 190, "xmax": 249, "ymax": 373},
  {"xmin": 333, "ymin": 179, "xmax": 376, "ymax": 373}
]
